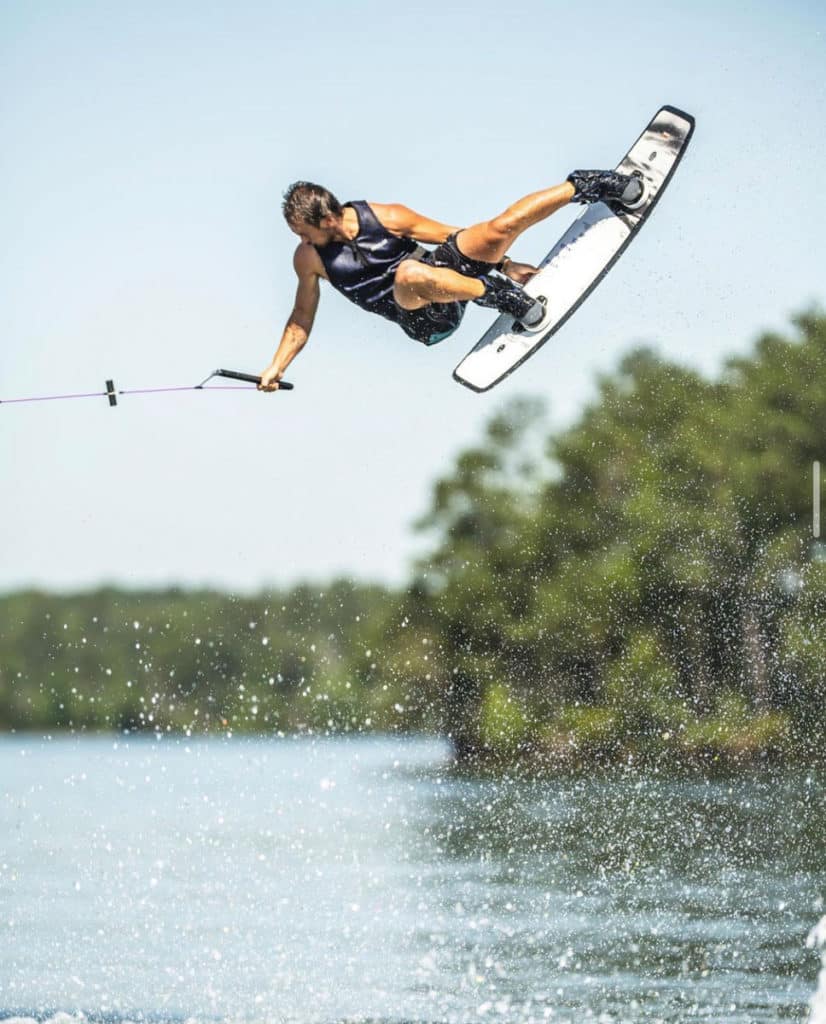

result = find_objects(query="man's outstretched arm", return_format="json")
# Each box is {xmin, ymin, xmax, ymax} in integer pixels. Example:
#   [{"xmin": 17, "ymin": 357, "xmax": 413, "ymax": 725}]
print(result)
[
  {"xmin": 259, "ymin": 245, "xmax": 322, "ymax": 390},
  {"xmin": 371, "ymin": 203, "xmax": 460, "ymax": 245}
]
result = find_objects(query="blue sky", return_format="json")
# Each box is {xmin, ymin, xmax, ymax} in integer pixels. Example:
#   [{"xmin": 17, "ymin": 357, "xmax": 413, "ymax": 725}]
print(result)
[{"xmin": 1, "ymin": 0, "xmax": 825, "ymax": 593}]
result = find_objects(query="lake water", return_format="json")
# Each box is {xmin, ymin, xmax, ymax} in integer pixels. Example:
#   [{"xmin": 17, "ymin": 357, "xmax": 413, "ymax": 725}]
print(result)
[{"xmin": 0, "ymin": 735, "xmax": 823, "ymax": 1023}]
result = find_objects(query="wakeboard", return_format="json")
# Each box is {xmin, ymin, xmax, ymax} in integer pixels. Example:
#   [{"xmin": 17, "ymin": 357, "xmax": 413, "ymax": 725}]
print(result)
[{"xmin": 453, "ymin": 105, "xmax": 695, "ymax": 392}]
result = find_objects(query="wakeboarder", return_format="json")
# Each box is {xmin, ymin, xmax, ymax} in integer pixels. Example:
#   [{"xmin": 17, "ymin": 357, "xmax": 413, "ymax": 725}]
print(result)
[{"xmin": 258, "ymin": 171, "xmax": 643, "ymax": 390}]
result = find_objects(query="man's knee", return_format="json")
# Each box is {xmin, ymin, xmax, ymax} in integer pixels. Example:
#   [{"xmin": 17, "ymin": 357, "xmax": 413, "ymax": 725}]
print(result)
[
  {"xmin": 486, "ymin": 214, "xmax": 517, "ymax": 242},
  {"xmin": 396, "ymin": 258, "xmax": 430, "ymax": 290},
  {"xmin": 394, "ymin": 259, "xmax": 432, "ymax": 309}
]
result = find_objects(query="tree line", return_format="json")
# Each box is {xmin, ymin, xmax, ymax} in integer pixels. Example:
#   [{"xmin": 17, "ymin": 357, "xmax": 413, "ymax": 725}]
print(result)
[{"xmin": 2, "ymin": 311, "xmax": 825, "ymax": 769}]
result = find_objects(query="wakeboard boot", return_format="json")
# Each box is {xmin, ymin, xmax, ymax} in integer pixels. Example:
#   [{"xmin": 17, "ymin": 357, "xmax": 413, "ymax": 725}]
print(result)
[
  {"xmin": 474, "ymin": 274, "xmax": 545, "ymax": 327},
  {"xmin": 567, "ymin": 169, "xmax": 645, "ymax": 207}
]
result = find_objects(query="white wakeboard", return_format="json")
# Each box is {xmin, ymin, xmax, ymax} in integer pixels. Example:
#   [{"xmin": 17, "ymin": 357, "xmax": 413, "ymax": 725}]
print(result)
[{"xmin": 453, "ymin": 105, "xmax": 695, "ymax": 392}]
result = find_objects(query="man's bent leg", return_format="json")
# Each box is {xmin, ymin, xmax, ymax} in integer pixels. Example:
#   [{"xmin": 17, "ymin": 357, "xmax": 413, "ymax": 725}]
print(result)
[
  {"xmin": 395, "ymin": 231, "xmax": 547, "ymax": 329},
  {"xmin": 455, "ymin": 181, "xmax": 575, "ymax": 264},
  {"xmin": 394, "ymin": 259, "xmax": 484, "ymax": 310},
  {"xmin": 396, "ymin": 248, "xmax": 544, "ymax": 329}
]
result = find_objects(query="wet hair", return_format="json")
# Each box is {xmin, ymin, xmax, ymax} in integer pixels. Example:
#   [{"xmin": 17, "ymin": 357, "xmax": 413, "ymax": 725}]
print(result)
[{"xmin": 282, "ymin": 181, "xmax": 343, "ymax": 227}]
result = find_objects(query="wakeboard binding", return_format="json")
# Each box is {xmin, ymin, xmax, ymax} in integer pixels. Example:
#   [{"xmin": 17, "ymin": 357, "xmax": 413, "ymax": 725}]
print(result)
[
  {"xmin": 474, "ymin": 274, "xmax": 546, "ymax": 327},
  {"xmin": 567, "ymin": 168, "xmax": 645, "ymax": 208}
]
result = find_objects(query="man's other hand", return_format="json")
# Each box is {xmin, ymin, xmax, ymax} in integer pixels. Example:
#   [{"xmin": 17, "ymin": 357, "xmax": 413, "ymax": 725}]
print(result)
[{"xmin": 503, "ymin": 260, "xmax": 539, "ymax": 285}]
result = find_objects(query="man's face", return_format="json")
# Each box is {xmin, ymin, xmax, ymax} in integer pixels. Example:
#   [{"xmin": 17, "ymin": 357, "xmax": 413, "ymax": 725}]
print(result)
[{"xmin": 288, "ymin": 215, "xmax": 336, "ymax": 247}]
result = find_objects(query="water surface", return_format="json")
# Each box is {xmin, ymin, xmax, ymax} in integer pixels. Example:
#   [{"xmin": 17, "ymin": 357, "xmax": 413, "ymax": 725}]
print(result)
[{"xmin": 0, "ymin": 735, "xmax": 822, "ymax": 1022}]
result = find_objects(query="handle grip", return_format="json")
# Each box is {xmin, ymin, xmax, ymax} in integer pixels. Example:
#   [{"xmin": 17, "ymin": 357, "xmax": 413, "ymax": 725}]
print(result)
[{"xmin": 215, "ymin": 368, "xmax": 294, "ymax": 391}]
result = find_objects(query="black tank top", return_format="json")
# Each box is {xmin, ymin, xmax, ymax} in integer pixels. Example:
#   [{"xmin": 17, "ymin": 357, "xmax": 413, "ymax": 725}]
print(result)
[{"xmin": 315, "ymin": 201, "xmax": 419, "ymax": 324}]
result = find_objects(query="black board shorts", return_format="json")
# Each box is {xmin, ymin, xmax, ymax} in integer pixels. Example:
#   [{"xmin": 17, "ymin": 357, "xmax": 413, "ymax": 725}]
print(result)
[{"xmin": 394, "ymin": 233, "xmax": 496, "ymax": 346}]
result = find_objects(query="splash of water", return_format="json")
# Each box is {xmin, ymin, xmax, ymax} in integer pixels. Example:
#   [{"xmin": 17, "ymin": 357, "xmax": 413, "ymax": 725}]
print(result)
[{"xmin": 807, "ymin": 916, "xmax": 826, "ymax": 1024}]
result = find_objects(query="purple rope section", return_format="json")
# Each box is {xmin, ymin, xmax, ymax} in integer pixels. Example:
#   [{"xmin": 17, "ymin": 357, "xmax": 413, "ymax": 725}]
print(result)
[
  {"xmin": 1, "ymin": 384, "xmax": 256, "ymax": 405},
  {"xmin": 120, "ymin": 385, "xmax": 254, "ymax": 396},
  {"xmin": 0, "ymin": 390, "xmax": 106, "ymax": 404}
]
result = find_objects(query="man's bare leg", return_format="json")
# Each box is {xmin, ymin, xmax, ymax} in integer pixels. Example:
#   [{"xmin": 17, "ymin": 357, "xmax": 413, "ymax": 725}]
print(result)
[
  {"xmin": 394, "ymin": 261, "xmax": 485, "ymax": 310},
  {"xmin": 456, "ymin": 181, "xmax": 575, "ymax": 264},
  {"xmin": 394, "ymin": 180, "xmax": 575, "ymax": 311}
]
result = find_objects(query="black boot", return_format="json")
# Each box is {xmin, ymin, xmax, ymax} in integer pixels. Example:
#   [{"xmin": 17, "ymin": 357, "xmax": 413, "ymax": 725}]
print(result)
[
  {"xmin": 474, "ymin": 274, "xmax": 545, "ymax": 327},
  {"xmin": 567, "ymin": 169, "xmax": 644, "ymax": 207}
]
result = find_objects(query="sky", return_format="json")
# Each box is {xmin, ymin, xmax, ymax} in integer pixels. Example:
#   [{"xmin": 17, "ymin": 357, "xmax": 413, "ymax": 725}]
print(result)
[{"xmin": 1, "ymin": 0, "xmax": 825, "ymax": 594}]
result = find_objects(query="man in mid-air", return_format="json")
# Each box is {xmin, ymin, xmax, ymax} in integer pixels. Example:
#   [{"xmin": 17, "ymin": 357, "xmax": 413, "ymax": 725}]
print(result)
[{"xmin": 258, "ymin": 170, "xmax": 643, "ymax": 390}]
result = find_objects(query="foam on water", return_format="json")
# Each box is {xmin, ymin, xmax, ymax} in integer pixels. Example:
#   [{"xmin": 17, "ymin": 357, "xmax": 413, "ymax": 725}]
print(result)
[
  {"xmin": 808, "ymin": 916, "xmax": 826, "ymax": 1024},
  {"xmin": 0, "ymin": 1017, "xmax": 209, "ymax": 1024}
]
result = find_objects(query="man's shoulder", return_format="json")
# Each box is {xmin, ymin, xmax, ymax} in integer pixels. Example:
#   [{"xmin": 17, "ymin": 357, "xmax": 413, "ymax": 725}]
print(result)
[
  {"xmin": 368, "ymin": 201, "xmax": 411, "ymax": 236},
  {"xmin": 293, "ymin": 242, "xmax": 326, "ymax": 276}
]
